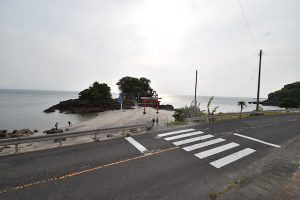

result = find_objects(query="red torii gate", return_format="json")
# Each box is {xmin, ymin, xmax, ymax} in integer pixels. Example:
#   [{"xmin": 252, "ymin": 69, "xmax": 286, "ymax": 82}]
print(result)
[{"xmin": 140, "ymin": 96, "xmax": 162, "ymax": 114}]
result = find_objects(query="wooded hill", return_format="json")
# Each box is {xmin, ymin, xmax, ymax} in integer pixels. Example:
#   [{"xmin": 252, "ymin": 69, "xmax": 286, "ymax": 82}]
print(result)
[{"xmin": 262, "ymin": 81, "xmax": 300, "ymax": 108}]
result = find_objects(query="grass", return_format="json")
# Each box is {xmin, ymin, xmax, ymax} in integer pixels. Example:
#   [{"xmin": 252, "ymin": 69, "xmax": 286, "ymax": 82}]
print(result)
[
  {"xmin": 167, "ymin": 120, "xmax": 186, "ymax": 126},
  {"xmin": 202, "ymin": 110, "xmax": 299, "ymax": 124},
  {"xmin": 209, "ymin": 176, "xmax": 248, "ymax": 200}
]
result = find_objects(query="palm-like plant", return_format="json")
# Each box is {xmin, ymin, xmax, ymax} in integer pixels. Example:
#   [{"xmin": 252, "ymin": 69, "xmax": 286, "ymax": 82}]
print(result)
[
  {"xmin": 207, "ymin": 96, "xmax": 219, "ymax": 115},
  {"xmin": 237, "ymin": 101, "xmax": 247, "ymax": 118}
]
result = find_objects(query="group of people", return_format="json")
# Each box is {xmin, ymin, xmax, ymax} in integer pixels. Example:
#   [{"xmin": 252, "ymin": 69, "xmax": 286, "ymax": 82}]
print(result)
[
  {"xmin": 54, "ymin": 121, "xmax": 72, "ymax": 130},
  {"xmin": 152, "ymin": 117, "xmax": 159, "ymax": 125}
]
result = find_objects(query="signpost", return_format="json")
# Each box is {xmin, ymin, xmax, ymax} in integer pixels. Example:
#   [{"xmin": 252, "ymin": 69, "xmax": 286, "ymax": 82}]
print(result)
[{"xmin": 118, "ymin": 94, "xmax": 124, "ymax": 111}]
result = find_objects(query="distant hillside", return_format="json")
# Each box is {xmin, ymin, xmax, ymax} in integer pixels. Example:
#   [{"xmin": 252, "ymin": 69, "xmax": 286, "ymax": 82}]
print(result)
[{"xmin": 262, "ymin": 82, "xmax": 300, "ymax": 108}]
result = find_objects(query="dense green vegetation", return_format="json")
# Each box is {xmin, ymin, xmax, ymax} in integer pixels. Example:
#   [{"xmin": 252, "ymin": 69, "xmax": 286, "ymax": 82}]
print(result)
[
  {"xmin": 172, "ymin": 97, "xmax": 218, "ymax": 121},
  {"xmin": 263, "ymin": 81, "xmax": 300, "ymax": 108},
  {"xmin": 79, "ymin": 82, "xmax": 112, "ymax": 101},
  {"xmin": 116, "ymin": 76, "xmax": 156, "ymax": 99},
  {"xmin": 45, "ymin": 77, "xmax": 157, "ymax": 113}
]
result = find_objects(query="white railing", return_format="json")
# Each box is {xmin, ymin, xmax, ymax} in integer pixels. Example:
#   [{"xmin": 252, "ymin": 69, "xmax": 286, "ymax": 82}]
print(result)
[{"xmin": 0, "ymin": 123, "xmax": 148, "ymax": 153}]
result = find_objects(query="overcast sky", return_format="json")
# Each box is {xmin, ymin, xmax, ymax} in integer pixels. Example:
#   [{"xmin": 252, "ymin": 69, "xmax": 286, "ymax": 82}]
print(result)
[{"xmin": 0, "ymin": 0, "xmax": 299, "ymax": 97}]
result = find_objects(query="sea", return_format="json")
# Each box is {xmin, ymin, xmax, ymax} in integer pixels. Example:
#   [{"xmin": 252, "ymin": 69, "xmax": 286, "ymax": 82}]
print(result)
[{"xmin": 0, "ymin": 89, "xmax": 281, "ymax": 131}]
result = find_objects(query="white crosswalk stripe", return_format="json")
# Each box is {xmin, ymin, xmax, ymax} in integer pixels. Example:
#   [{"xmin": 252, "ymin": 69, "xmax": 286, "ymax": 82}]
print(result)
[
  {"xmin": 173, "ymin": 134, "xmax": 214, "ymax": 146},
  {"xmin": 157, "ymin": 129, "xmax": 195, "ymax": 137},
  {"xmin": 164, "ymin": 131, "xmax": 204, "ymax": 141},
  {"xmin": 210, "ymin": 148, "xmax": 256, "ymax": 168},
  {"xmin": 183, "ymin": 138, "xmax": 226, "ymax": 152},
  {"xmin": 157, "ymin": 129, "xmax": 256, "ymax": 169},
  {"xmin": 194, "ymin": 142, "xmax": 240, "ymax": 159}
]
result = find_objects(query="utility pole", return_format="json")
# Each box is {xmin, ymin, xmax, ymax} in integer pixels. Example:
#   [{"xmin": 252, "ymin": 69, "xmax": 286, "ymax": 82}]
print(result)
[
  {"xmin": 256, "ymin": 49, "xmax": 262, "ymax": 111},
  {"xmin": 194, "ymin": 70, "xmax": 198, "ymax": 106}
]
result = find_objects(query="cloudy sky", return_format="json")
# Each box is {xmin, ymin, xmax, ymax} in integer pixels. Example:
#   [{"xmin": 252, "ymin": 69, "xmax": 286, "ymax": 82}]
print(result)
[{"xmin": 0, "ymin": 0, "xmax": 299, "ymax": 97}]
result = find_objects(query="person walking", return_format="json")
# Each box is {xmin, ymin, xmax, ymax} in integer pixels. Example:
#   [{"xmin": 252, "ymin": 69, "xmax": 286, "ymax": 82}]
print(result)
[
  {"xmin": 68, "ymin": 121, "xmax": 72, "ymax": 127},
  {"xmin": 55, "ymin": 122, "xmax": 58, "ymax": 130}
]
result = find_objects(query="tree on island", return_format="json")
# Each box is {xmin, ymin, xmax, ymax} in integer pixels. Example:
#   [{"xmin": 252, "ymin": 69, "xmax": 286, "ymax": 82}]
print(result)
[
  {"xmin": 79, "ymin": 82, "xmax": 112, "ymax": 101},
  {"xmin": 116, "ymin": 76, "xmax": 156, "ymax": 100},
  {"xmin": 44, "ymin": 82, "xmax": 117, "ymax": 114}
]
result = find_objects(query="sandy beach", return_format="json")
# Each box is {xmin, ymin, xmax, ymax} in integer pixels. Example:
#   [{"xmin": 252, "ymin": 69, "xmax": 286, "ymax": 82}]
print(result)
[
  {"xmin": 67, "ymin": 106, "xmax": 175, "ymax": 131},
  {"xmin": 0, "ymin": 107, "xmax": 175, "ymax": 155}
]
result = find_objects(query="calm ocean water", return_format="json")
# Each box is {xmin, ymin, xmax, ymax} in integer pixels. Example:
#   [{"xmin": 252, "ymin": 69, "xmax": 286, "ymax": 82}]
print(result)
[
  {"xmin": 0, "ymin": 89, "xmax": 280, "ymax": 131},
  {"xmin": 160, "ymin": 94, "xmax": 280, "ymax": 113},
  {"xmin": 0, "ymin": 89, "xmax": 96, "ymax": 131}
]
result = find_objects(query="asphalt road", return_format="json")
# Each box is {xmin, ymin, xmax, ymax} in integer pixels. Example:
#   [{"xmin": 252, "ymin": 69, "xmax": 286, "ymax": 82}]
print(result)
[{"xmin": 0, "ymin": 114, "xmax": 299, "ymax": 200}]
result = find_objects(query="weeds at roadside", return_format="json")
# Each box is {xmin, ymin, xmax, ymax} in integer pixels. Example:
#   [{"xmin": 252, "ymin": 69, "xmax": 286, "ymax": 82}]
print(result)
[
  {"xmin": 167, "ymin": 120, "xmax": 186, "ymax": 126},
  {"xmin": 209, "ymin": 176, "xmax": 248, "ymax": 200}
]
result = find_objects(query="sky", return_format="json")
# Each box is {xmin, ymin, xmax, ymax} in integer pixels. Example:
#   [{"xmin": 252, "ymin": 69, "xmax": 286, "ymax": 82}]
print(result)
[{"xmin": 0, "ymin": 0, "xmax": 300, "ymax": 98}]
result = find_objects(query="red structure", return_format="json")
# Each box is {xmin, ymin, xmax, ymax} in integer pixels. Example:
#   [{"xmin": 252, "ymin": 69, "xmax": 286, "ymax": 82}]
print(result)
[{"xmin": 140, "ymin": 96, "xmax": 162, "ymax": 114}]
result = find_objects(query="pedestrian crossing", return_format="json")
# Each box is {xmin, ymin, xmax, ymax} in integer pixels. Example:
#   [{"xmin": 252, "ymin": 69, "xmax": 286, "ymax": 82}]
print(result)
[{"xmin": 157, "ymin": 129, "xmax": 256, "ymax": 169}]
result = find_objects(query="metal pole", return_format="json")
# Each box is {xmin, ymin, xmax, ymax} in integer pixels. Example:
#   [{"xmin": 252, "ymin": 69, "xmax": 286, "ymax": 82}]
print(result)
[
  {"xmin": 194, "ymin": 70, "xmax": 198, "ymax": 106},
  {"xmin": 156, "ymin": 95, "xmax": 159, "ymax": 114},
  {"xmin": 256, "ymin": 50, "xmax": 262, "ymax": 111},
  {"xmin": 15, "ymin": 144, "xmax": 18, "ymax": 153},
  {"xmin": 143, "ymin": 99, "xmax": 146, "ymax": 114}
]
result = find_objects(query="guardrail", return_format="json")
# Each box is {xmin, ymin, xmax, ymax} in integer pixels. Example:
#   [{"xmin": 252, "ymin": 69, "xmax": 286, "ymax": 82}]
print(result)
[
  {"xmin": 0, "ymin": 123, "xmax": 148, "ymax": 153},
  {"xmin": 185, "ymin": 108, "xmax": 300, "ymax": 123}
]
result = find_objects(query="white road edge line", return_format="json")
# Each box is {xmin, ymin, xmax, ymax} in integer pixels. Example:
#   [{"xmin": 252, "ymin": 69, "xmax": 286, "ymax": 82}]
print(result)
[
  {"xmin": 233, "ymin": 133, "xmax": 281, "ymax": 148},
  {"xmin": 125, "ymin": 137, "xmax": 148, "ymax": 153},
  {"xmin": 210, "ymin": 148, "xmax": 256, "ymax": 169},
  {"xmin": 157, "ymin": 129, "xmax": 195, "ymax": 137}
]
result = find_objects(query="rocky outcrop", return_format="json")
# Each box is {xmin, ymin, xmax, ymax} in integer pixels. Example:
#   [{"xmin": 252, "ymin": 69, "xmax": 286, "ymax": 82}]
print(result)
[
  {"xmin": 43, "ymin": 128, "xmax": 63, "ymax": 134},
  {"xmin": 159, "ymin": 104, "xmax": 175, "ymax": 111},
  {"xmin": 6, "ymin": 129, "xmax": 33, "ymax": 138},
  {"xmin": 0, "ymin": 130, "xmax": 7, "ymax": 139},
  {"xmin": 44, "ymin": 99, "xmax": 119, "ymax": 114},
  {"xmin": 44, "ymin": 108, "xmax": 55, "ymax": 113}
]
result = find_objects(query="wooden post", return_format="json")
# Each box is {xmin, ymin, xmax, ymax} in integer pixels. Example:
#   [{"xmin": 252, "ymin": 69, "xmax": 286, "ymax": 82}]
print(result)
[
  {"xmin": 256, "ymin": 50, "xmax": 262, "ymax": 111},
  {"xmin": 15, "ymin": 144, "xmax": 18, "ymax": 153},
  {"xmin": 194, "ymin": 70, "xmax": 198, "ymax": 106},
  {"xmin": 143, "ymin": 99, "xmax": 146, "ymax": 114}
]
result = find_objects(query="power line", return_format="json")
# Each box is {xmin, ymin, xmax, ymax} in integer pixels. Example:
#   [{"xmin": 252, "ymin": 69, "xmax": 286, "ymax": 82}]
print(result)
[
  {"xmin": 264, "ymin": 49, "xmax": 300, "ymax": 56},
  {"xmin": 197, "ymin": 54, "xmax": 257, "ymax": 79},
  {"xmin": 237, "ymin": 0, "xmax": 257, "ymax": 50}
]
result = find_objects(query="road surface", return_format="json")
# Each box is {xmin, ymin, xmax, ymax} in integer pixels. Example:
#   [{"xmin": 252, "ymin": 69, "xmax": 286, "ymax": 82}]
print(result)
[{"xmin": 0, "ymin": 114, "xmax": 299, "ymax": 200}]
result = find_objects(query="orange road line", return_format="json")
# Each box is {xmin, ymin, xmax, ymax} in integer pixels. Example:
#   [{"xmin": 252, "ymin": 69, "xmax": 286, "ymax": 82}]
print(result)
[{"xmin": 0, "ymin": 146, "xmax": 179, "ymax": 194}]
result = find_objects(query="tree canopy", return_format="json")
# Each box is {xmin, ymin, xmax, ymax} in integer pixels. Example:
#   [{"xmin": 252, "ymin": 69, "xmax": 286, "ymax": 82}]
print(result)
[
  {"xmin": 237, "ymin": 101, "xmax": 247, "ymax": 112},
  {"xmin": 79, "ymin": 82, "xmax": 112, "ymax": 101},
  {"xmin": 262, "ymin": 81, "xmax": 300, "ymax": 108},
  {"xmin": 116, "ymin": 76, "xmax": 156, "ymax": 99}
]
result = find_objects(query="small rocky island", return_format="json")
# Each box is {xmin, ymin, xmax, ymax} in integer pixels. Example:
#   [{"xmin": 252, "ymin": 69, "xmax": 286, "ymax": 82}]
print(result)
[
  {"xmin": 44, "ymin": 77, "xmax": 174, "ymax": 114},
  {"xmin": 44, "ymin": 82, "xmax": 133, "ymax": 114},
  {"xmin": 262, "ymin": 81, "xmax": 300, "ymax": 108}
]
